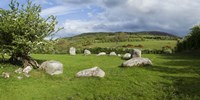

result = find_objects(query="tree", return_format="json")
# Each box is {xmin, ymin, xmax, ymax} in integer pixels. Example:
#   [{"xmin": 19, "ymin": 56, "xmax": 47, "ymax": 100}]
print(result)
[
  {"xmin": 81, "ymin": 37, "xmax": 92, "ymax": 46},
  {"xmin": 0, "ymin": 0, "xmax": 61, "ymax": 68},
  {"xmin": 114, "ymin": 32, "xmax": 128, "ymax": 43},
  {"xmin": 176, "ymin": 25, "xmax": 200, "ymax": 51}
]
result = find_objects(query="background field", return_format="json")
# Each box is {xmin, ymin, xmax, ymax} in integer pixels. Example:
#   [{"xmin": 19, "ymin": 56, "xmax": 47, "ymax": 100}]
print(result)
[
  {"xmin": 51, "ymin": 32, "xmax": 179, "ymax": 54},
  {"xmin": 0, "ymin": 53, "xmax": 199, "ymax": 100},
  {"xmin": 90, "ymin": 40, "xmax": 177, "ymax": 49}
]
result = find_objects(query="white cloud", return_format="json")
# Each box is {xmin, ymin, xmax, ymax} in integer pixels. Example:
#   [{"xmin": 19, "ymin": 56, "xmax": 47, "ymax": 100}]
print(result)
[
  {"xmin": 33, "ymin": 0, "xmax": 53, "ymax": 5},
  {"xmin": 52, "ymin": 0, "xmax": 200, "ymax": 37},
  {"xmin": 63, "ymin": 20, "xmax": 98, "ymax": 34},
  {"xmin": 41, "ymin": 6, "xmax": 80, "ymax": 16}
]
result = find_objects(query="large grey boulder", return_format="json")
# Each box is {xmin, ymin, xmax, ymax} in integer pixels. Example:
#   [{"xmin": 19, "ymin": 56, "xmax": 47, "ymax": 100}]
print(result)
[
  {"xmin": 40, "ymin": 60, "xmax": 63, "ymax": 75},
  {"xmin": 76, "ymin": 67, "xmax": 105, "ymax": 77},
  {"xmin": 97, "ymin": 52, "xmax": 106, "ymax": 56},
  {"xmin": 122, "ymin": 53, "xmax": 131, "ymax": 59},
  {"xmin": 84, "ymin": 49, "xmax": 91, "ymax": 55},
  {"xmin": 69, "ymin": 47, "xmax": 76, "ymax": 55},
  {"xmin": 131, "ymin": 49, "xmax": 141, "ymax": 58},
  {"xmin": 122, "ymin": 58, "xmax": 152, "ymax": 67},
  {"xmin": 109, "ymin": 52, "xmax": 117, "ymax": 56}
]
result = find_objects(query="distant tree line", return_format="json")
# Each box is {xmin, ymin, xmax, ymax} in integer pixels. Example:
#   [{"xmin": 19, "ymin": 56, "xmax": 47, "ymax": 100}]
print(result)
[{"xmin": 69, "ymin": 32, "xmax": 179, "ymax": 44}]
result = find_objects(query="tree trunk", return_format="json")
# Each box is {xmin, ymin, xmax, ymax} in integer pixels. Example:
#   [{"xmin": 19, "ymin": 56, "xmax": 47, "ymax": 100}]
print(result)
[{"xmin": 9, "ymin": 54, "xmax": 39, "ymax": 68}]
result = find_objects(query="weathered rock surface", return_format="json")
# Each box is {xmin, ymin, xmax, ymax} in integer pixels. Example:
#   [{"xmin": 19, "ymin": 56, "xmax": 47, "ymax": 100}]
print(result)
[
  {"xmin": 76, "ymin": 67, "xmax": 105, "ymax": 77},
  {"xmin": 97, "ymin": 52, "xmax": 106, "ymax": 56},
  {"xmin": 15, "ymin": 68, "xmax": 23, "ymax": 74},
  {"xmin": 2, "ymin": 72, "xmax": 10, "ymax": 79},
  {"xmin": 122, "ymin": 53, "xmax": 131, "ymax": 59},
  {"xmin": 109, "ymin": 52, "xmax": 117, "ymax": 56},
  {"xmin": 84, "ymin": 49, "xmax": 91, "ymax": 55},
  {"xmin": 131, "ymin": 49, "xmax": 141, "ymax": 58},
  {"xmin": 122, "ymin": 58, "xmax": 152, "ymax": 67},
  {"xmin": 17, "ymin": 76, "xmax": 23, "ymax": 80},
  {"xmin": 69, "ymin": 47, "xmax": 76, "ymax": 55},
  {"xmin": 40, "ymin": 60, "xmax": 63, "ymax": 75},
  {"xmin": 23, "ymin": 66, "xmax": 32, "ymax": 74}
]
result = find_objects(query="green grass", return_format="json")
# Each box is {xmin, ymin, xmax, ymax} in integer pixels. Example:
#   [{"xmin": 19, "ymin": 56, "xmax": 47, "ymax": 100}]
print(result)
[
  {"xmin": 0, "ymin": 53, "xmax": 200, "ymax": 100},
  {"xmin": 90, "ymin": 40, "xmax": 177, "ymax": 50}
]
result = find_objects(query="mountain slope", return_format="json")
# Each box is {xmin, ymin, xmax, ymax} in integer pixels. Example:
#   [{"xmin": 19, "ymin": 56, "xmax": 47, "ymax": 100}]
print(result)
[
  {"xmin": 70, "ymin": 31, "xmax": 179, "ymax": 38},
  {"xmin": 62, "ymin": 31, "xmax": 181, "ymax": 42}
]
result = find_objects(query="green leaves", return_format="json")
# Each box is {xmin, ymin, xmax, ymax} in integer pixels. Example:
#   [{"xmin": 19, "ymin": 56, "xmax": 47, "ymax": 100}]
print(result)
[
  {"xmin": 0, "ymin": 0, "xmax": 60, "ymax": 56},
  {"xmin": 176, "ymin": 24, "xmax": 200, "ymax": 51}
]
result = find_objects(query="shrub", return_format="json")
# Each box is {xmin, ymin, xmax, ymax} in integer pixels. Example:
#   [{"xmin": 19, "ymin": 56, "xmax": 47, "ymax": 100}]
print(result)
[
  {"xmin": 122, "ymin": 44, "xmax": 134, "ymax": 48},
  {"xmin": 76, "ymin": 48, "xmax": 167, "ymax": 54},
  {"xmin": 176, "ymin": 25, "xmax": 200, "ymax": 52}
]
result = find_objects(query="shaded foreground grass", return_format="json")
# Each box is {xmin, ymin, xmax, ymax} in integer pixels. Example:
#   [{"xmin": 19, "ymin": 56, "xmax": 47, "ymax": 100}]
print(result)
[{"xmin": 0, "ymin": 53, "xmax": 199, "ymax": 100}]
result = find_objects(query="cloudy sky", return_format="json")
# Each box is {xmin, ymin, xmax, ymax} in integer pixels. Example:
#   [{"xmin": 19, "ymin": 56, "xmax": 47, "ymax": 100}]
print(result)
[{"xmin": 1, "ymin": 0, "xmax": 200, "ymax": 38}]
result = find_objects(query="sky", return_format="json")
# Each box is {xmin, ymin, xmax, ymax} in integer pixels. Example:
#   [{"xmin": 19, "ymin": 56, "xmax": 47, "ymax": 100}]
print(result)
[{"xmin": 1, "ymin": 0, "xmax": 200, "ymax": 38}]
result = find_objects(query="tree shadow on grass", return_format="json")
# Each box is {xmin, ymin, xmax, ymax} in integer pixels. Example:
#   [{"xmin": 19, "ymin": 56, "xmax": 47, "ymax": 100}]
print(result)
[
  {"xmin": 145, "ymin": 65, "xmax": 195, "ymax": 74},
  {"xmin": 162, "ymin": 53, "xmax": 200, "ymax": 75},
  {"xmin": 161, "ymin": 76, "xmax": 200, "ymax": 100},
  {"xmin": 0, "ymin": 58, "xmax": 10, "ymax": 64},
  {"xmin": 0, "ymin": 58, "xmax": 46, "ymax": 67},
  {"xmin": 145, "ymin": 53, "xmax": 200, "ymax": 99},
  {"xmin": 147, "ymin": 53, "xmax": 200, "ymax": 74}
]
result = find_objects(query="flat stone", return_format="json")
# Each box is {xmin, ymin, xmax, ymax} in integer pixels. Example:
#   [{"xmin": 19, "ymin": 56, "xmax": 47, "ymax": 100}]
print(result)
[
  {"xmin": 117, "ymin": 54, "xmax": 121, "ymax": 57},
  {"xmin": 122, "ymin": 53, "xmax": 131, "ymax": 59},
  {"xmin": 109, "ymin": 52, "xmax": 117, "ymax": 56},
  {"xmin": 97, "ymin": 52, "xmax": 106, "ymax": 56},
  {"xmin": 76, "ymin": 67, "xmax": 105, "ymax": 77},
  {"xmin": 15, "ymin": 68, "xmax": 23, "ymax": 74},
  {"xmin": 2, "ymin": 72, "xmax": 10, "ymax": 79},
  {"xmin": 17, "ymin": 76, "xmax": 23, "ymax": 80},
  {"xmin": 23, "ymin": 66, "xmax": 32, "ymax": 74},
  {"xmin": 122, "ymin": 58, "xmax": 152, "ymax": 67}
]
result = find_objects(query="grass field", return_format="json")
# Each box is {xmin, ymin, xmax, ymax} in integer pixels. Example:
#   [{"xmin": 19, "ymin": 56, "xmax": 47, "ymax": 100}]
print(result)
[
  {"xmin": 89, "ymin": 40, "xmax": 177, "ymax": 50},
  {"xmin": 0, "ymin": 53, "xmax": 199, "ymax": 100}
]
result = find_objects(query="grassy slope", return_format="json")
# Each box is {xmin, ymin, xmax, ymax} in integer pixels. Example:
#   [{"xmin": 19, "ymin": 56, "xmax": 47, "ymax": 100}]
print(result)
[
  {"xmin": 90, "ymin": 40, "xmax": 177, "ymax": 49},
  {"xmin": 0, "ymin": 53, "xmax": 199, "ymax": 100},
  {"xmin": 63, "ymin": 32, "xmax": 179, "ymax": 50}
]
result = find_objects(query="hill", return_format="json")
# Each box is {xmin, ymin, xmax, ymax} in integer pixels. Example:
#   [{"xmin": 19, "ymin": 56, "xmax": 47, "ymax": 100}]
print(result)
[
  {"xmin": 46, "ymin": 31, "xmax": 179, "ymax": 54},
  {"xmin": 70, "ymin": 31, "xmax": 180, "ymax": 38},
  {"xmin": 62, "ymin": 31, "xmax": 180, "ymax": 45}
]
